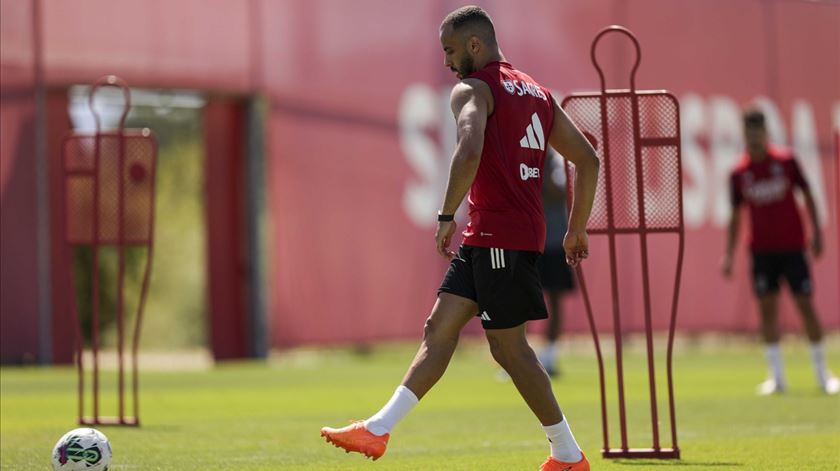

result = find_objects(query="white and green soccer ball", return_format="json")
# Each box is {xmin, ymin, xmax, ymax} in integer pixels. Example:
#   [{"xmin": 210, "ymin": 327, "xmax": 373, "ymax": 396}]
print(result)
[{"xmin": 51, "ymin": 428, "xmax": 112, "ymax": 471}]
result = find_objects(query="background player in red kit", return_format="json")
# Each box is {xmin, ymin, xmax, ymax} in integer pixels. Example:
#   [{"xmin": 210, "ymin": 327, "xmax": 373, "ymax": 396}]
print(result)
[
  {"xmin": 321, "ymin": 6, "xmax": 599, "ymax": 470},
  {"xmin": 723, "ymin": 108, "xmax": 838, "ymax": 396}
]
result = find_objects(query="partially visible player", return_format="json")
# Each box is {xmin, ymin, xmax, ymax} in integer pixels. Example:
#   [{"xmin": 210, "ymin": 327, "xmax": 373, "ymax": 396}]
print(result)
[
  {"xmin": 537, "ymin": 152, "xmax": 575, "ymax": 377},
  {"xmin": 722, "ymin": 108, "xmax": 838, "ymax": 396},
  {"xmin": 320, "ymin": 6, "xmax": 599, "ymax": 470}
]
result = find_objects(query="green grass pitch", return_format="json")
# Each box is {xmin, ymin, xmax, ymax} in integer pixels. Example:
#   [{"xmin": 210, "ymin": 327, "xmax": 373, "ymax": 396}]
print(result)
[{"xmin": 2, "ymin": 337, "xmax": 839, "ymax": 470}]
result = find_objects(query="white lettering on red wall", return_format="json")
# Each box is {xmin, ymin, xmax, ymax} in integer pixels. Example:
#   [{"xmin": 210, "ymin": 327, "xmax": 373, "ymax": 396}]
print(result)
[{"xmin": 400, "ymin": 85, "xmax": 834, "ymax": 230}]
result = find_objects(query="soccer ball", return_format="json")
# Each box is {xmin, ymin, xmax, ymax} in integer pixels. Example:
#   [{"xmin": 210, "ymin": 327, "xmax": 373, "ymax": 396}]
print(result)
[{"xmin": 51, "ymin": 428, "xmax": 112, "ymax": 471}]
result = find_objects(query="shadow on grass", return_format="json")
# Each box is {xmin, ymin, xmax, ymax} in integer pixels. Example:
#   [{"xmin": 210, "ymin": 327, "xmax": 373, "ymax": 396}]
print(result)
[{"xmin": 611, "ymin": 459, "xmax": 743, "ymax": 467}]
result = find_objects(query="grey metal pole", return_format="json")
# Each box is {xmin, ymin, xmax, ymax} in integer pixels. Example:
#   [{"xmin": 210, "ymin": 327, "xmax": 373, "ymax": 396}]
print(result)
[
  {"xmin": 245, "ymin": 97, "xmax": 268, "ymax": 359},
  {"xmin": 33, "ymin": 0, "xmax": 53, "ymax": 364}
]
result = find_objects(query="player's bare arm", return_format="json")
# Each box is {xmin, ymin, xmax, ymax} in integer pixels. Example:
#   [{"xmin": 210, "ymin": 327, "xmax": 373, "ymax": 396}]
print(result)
[
  {"xmin": 802, "ymin": 187, "xmax": 822, "ymax": 258},
  {"xmin": 547, "ymin": 98, "xmax": 600, "ymax": 266},
  {"xmin": 723, "ymin": 208, "xmax": 740, "ymax": 277},
  {"xmin": 435, "ymin": 79, "xmax": 491, "ymax": 260}
]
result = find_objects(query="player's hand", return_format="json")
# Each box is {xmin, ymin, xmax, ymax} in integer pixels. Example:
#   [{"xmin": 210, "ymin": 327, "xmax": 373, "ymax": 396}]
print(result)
[
  {"xmin": 721, "ymin": 253, "xmax": 733, "ymax": 278},
  {"xmin": 812, "ymin": 231, "xmax": 823, "ymax": 258},
  {"xmin": 563, "ymin": 229, "xmax": 589, "ymax": 267},
  {"xmin": 435, "ymin": 221, "xmax": 457, "ymax": 260}
]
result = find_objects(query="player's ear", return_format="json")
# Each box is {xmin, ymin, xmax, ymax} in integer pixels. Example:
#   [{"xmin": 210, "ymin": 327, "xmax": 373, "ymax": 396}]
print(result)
[{"xmin": 468, "ymin": 35, "xmax": 481, "ymax": 55}]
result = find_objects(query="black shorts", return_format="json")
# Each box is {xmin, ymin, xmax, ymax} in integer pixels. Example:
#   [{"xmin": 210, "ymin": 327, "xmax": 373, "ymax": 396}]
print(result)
[
  {"xmin": 437, "ymin": 245, "xmax": 548, "ymax": 329},
  {"xmin": 537, "ymin": 249, "xmax": 574, "ymax": 292},
  {"xmin": 751, "ymin": 251, "xmax": 812, "ymax": 296}
]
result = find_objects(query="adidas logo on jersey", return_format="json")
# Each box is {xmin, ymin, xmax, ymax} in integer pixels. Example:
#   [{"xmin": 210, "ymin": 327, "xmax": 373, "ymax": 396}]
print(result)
[
  {"xmin": 520, "ymin": 112, "xmax": 545, "ymax": 150},
  {"xmin": 480, "ymin": 311, "xmax": 492, "ymax": 321}
]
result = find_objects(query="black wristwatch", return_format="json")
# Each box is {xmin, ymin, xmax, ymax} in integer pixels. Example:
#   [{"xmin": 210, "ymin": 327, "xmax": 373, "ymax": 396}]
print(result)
[{"xmin": 437, "ymin": 212, "xmax": 455, "ymax": 222}]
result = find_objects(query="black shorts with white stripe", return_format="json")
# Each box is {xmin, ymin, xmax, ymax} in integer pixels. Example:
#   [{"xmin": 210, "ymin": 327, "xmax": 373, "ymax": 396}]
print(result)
[{"xmin": 437, "ymin": 245, "xmax": 548, "ymax": 329}]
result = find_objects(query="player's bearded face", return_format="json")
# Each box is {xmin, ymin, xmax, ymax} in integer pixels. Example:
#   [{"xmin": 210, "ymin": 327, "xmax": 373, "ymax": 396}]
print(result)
[
  {"xmin": 453, "ymin": 53, "xmax": 476, "ymax": 79},
  {"xmin": 440, "ymin": 27, "xmax": 477, "ymax": 80}
]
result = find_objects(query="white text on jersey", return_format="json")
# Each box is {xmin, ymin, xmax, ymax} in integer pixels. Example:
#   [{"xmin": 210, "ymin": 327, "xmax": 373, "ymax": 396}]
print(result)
[
  {"xmin": 520, "ymin": 163, "xmax": 540, "ymax": 180},
  {"xmin": 502, "ymin": 80, "xmax": 548, "ymax": 101}
]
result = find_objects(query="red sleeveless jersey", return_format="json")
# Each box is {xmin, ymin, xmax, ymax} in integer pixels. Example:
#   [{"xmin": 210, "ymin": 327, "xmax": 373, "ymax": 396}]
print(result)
[
  {"xmin": 462, "ymin": 61, "xmax": 555, "ymax": 252},
  {"xmin": 729, "ymin": 147, "xmax": 809, "ymax": 252}
]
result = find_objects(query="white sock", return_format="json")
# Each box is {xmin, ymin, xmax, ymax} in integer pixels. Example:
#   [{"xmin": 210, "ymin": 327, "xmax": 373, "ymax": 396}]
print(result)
[
  {"xmin": 543, "ymin": 416, "xmax": 582, "ymax": 463},
  {"xmin": 540, "ymin": 341, "xmax": 558, "ymax": 369},
  {"xmin": 364, "ymin": 385, "xmax": 419, "ymax": 436},
  {"xmin": 810, "ymin": 342, "xmax": 829, "ymax": 385},
  {"xmin": 765, "ymin": 343, "xmax": 785, "ymax": 386}
]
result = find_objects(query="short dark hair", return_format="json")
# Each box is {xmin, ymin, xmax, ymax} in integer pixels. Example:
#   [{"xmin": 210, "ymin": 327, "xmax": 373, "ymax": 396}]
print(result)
[
  {"xmin": 743, "ymin": 108, "xmax": 766, "ymax": 129},
  {"xmin": 441, "ymin": 5, "xmax": 497, "ymax": 46}
]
